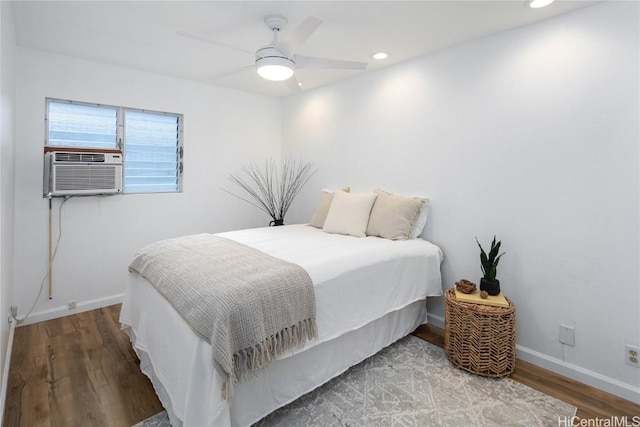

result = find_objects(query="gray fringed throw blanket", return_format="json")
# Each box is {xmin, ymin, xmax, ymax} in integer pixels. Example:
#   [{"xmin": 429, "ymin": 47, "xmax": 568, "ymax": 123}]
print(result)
[{"xmin": 128, "ymin": 234, "xmax": 317, "ymax": 399}]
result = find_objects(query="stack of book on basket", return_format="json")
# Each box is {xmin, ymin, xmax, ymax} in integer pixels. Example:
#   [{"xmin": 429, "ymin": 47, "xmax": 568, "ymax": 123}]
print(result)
[{"xmin": 454, "ymin": 287, "xmax": 509, "ymax": 308}]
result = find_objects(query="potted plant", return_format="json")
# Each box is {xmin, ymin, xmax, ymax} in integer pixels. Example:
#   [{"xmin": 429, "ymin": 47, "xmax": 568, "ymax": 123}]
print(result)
[
  {"xmin": 475, "ymin": 236, "xmax": 505, "ymax": 296},
  {"xmin": 223, "ymin": 158, "xmax": 316, "ymax": 226}
]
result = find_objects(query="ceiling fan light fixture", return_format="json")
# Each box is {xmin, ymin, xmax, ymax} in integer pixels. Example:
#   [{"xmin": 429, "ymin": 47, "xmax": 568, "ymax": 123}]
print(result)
[
  {"xmin": 256, "ymin": 56, "xmax": 295, "ymax": 81},
  {"xmin": 527, "ymin": 0, "xmax": 554, "ymax": 8},
  {"xmin": 180, "ymin": 14, "xmax": 364, "ymax": 90}
]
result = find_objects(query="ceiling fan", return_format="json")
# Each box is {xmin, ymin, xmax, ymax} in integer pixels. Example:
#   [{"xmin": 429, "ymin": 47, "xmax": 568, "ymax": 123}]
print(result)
[{"xmin": 177, "ymin": 14, "xmax": 368, "ymax": 91}]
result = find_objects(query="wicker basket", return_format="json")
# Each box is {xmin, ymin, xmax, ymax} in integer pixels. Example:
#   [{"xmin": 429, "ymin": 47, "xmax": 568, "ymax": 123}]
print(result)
[{"xmin": 444, "ymin": 288, "xmax": 516, "ymax": 378}]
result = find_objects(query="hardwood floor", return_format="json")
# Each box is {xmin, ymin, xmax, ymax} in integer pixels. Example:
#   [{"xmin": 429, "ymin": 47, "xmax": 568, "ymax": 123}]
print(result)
[
  {"xmin": 4, "ymin": 306, "xmax": 639, "ymax": 426},
  {"xmin": 3, "ymin": 305, "xmax": 163, "ymax": 427}
]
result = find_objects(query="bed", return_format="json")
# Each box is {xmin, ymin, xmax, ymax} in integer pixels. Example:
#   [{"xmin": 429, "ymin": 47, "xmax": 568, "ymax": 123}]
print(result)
[{"xmin": 120, "ymin": 224, "xmax": 443, "ymax": 426}]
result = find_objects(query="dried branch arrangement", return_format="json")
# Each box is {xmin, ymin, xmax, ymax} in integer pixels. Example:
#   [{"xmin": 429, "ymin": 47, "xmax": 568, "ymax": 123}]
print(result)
[{"xmin": 223, "ymin": 158, "xmax": 316, "ymax": 225}]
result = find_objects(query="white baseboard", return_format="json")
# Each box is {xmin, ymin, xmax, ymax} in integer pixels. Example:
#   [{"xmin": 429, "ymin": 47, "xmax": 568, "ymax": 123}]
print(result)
[
  {"xmin": 0, "ymin": 317, "xmax": 17, "ymax": 422},
  {"xmin": 426, "ymin": 312, "xmax": 445, "ymax": 329},
  {"xmin": 426, "ymin": 312, "xmax": 640, "ymax": 405},
  {"xmin": 516, "ymin": 346, "xmax": 640, "ymax": 405},
  {"xmin": 18, "ymin": 293, "xmax": 124, "ymax": 326}
]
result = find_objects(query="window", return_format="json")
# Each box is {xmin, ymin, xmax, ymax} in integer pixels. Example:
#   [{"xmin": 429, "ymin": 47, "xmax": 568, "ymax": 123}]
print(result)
[
  {"xmin": 46, "ymin": 99, "xmax": 183, "ymax": 194},
  {"xmin": 124, "ymin": 110, "xmax": 182, "ymax": 193}
]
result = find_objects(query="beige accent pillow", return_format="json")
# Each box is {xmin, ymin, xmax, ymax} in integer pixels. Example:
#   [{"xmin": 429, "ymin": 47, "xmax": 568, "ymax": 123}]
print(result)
[
  {"xmin": 309, "ymin": 187, "xmax": 350, "ymax": 228},
  {"xmin": 366, "ymin": 189, "xmax": 425, "ymax": 240},
  {"xmin": 323, "ymin": 191, "xmax": 378, "ymax": 238}
]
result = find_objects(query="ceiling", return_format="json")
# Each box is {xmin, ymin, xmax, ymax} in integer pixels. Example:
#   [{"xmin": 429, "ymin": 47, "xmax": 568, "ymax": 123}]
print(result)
[{"xmin": 10, "ymin": 1, "xmax": 597, "ymax": 97}]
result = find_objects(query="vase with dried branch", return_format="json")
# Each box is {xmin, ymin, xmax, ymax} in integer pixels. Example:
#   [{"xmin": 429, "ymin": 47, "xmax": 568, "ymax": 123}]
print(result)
[{"xmin": 223, "ymin": 158, "xmax": 316, "ymax": 226}]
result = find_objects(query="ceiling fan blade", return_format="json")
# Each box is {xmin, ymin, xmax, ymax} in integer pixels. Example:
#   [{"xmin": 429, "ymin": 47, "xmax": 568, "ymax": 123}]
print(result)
[
  {"xmin": 278, "ymin": 16, "xmax": 322, "ymax": 57},
  {"xmin": 176, "ymin": 30, "xmax": 254, "ymax": 55},
  {"xmin": 211, "ymin": 65, "xmax": 254, "ymax": 81},
  {"xmin": 284, "ymin": 76, "xmax": 302, "ymax": 93},
  {"xmin": 296, "ymin": 55, "xmax": 368, "ymax": 71}
]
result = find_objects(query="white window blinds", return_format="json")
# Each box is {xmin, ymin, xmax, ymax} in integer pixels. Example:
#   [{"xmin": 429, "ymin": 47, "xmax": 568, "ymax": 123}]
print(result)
[
  {"xmin": 47, "ymin": 101, "xmax": 118, "ymax": 149},
  {"xmin": 124, "ymin": 110, "xmax": 182, "ymax": 193}
]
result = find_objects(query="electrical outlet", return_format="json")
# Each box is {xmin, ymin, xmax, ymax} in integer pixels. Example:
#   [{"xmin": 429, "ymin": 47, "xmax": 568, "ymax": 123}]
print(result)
[
  {"xmin": 625, "ymin": 345, "xmax": 639, "ymax": 367},
  {"xmin": 68, "ymin": 300, "xmax": 76, "ymax": 310},
  {"xmin": 559, "ymin": 324, "xmax": 575, "ymax": 346},
  {"xmin": 10, "ymin": 305, "xmax": 17, "ymax": 318}
]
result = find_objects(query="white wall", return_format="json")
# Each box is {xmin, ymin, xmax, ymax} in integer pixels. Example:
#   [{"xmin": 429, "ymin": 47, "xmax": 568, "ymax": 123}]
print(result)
[
  {"xmin": 13, "ymin": 48, "xmax": 282, "ymax": 324},
  {"xmin": 0, "ymin": 0, "xmax": 16, "ymax": 401},
  {"xmin": 282, "ymin": 2, "xmax": 639, "ymax": 402}
]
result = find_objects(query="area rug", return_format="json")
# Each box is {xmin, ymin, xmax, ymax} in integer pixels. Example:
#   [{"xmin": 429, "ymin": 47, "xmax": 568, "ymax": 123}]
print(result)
[{"xmin": 133, "ymin": 335, "xmax": 576, "ymax": 426}]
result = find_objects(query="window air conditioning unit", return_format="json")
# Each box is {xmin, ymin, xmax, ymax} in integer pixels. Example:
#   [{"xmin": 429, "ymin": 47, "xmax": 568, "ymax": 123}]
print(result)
[{"xmin": 43, "ymin": 151, "xmax": 123, "ymax": 197}]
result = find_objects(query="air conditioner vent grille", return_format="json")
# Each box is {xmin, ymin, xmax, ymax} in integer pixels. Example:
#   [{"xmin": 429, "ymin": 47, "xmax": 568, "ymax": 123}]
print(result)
[
  {"xmin": 54, "ymin": 165, "xmax": 118, "ymax": 191},
  {"xmin": 54, "ymin": 152, "xmax": 106, "ymax": 163}
]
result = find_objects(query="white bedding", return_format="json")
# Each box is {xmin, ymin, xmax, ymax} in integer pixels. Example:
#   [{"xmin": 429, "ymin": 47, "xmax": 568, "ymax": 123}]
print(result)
[{"xmin": 120, "ymin": 224, "xmax": 443, "ymax": 426}]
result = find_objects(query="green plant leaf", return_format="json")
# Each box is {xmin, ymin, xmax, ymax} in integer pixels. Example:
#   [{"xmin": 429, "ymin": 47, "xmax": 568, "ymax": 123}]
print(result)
[
  {"xmin": 480, "ymin": 251, "xmax": 488, "ymax": 265},
  {"xmin": 488, "ymin": 239, "xmax": 501, "ymax": 261}
]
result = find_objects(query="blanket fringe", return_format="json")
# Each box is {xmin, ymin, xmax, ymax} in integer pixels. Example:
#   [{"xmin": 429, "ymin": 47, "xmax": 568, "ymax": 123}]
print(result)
[{"xmin": 221, "ymin": 318, "xmax": 317, "ymax": 400}]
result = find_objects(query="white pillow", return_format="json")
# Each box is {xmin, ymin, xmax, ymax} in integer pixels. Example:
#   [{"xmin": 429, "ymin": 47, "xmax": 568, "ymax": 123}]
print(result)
[
  {"xmin": 323, "ymin": 191, "xmax": 378, "ymax": 238},
  {"xmin": 309, "ymin": 187, "xmax": 350, "ymax": 229},
  {"xmin": 410, "ymin": 199, "xmax": 430, "ymax": 239}
]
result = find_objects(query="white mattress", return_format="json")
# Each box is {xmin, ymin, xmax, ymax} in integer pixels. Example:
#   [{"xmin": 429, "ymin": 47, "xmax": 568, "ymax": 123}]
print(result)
[{"xmin": 120, "ymin": 224, "xmax": 443, "ymax": 426}]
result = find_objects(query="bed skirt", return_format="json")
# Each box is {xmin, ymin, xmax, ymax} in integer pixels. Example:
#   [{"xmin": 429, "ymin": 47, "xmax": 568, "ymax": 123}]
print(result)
[{"xmin": 121, "ymin": 274, "xmax": 428, "ymax": 427}]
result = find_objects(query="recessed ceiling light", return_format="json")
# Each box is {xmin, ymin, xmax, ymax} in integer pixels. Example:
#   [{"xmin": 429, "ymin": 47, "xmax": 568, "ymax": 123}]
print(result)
[
  {"xmin": 372, "ymin": 52, "xmax": 389, "ymax": 60},
  {"xmin": 527, "ymin": 0, "xmax": 555, "ymax": 8},
  {"xmin": 298, "ymin": 82, "xmax": 303, "ymax": 87}
]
